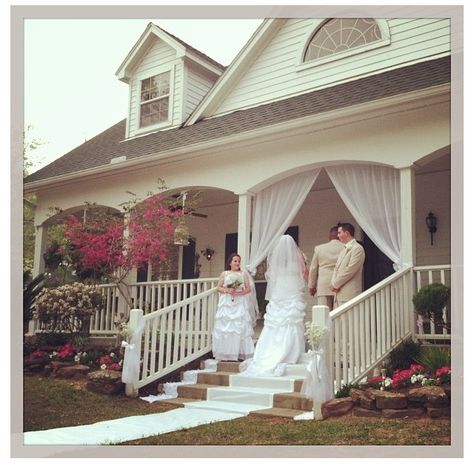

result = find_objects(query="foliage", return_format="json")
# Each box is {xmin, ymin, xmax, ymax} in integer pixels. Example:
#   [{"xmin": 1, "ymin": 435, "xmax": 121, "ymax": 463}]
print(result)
[
  {"xmin": 34, "ymin": 332, "xmax": 75, "ymax": 348},
  {"xmin": 23, "ymin": 272, "xmax": 45, "ymax": 325},
  {"xmin": 335, "ymin": 383, "xmax": 352, "ymax": 398},
  {"xmin": 44, "ymin": 185, "xmax": 200, "ymax": 304},
  {"xmin": 386, "ymin": 338, "xmax": 421, "ymax": 376},
  {"xmin": 34, "ymin": 282, "xmax": 104, "ymax": 337},
  {"xmin": 367, "ymin": 363, "xmax": 449, "ymax": 390},
  {"xmin": 416, "ymin": 346, "xmax": 451, "ymax": 375},
  {"xmin": 413, "ymin": 283, "xmax": 450, "ymax": 330},
  {"xmin": 23, "ymin": 125, "xmax": 46, "ymax": 273}
]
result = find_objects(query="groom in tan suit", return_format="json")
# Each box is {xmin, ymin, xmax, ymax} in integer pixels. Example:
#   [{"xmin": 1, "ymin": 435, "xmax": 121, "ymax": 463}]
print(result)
[
  {"xmin": 330, "ymin": 223, "xmax": 365, "ymax": 308},
  {"xmin": 308, "ymin": 226, "xmax": 344, "ymax": 310}
]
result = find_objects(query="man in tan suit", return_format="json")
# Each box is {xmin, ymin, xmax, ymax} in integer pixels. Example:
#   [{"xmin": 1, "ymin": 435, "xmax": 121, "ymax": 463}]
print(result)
[
  {"xmin": 308, "ymin": 226, "xmax": 344, "ymax": 310},
  {"xmin": 330, "ymin": 223, "xmax": 365, "ymax": 308}
]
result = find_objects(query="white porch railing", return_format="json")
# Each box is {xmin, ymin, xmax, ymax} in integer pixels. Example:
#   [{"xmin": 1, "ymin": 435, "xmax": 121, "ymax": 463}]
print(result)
[
  {"xmin": 136, "ymin": 284, "xmax": 219, "ymax": 390},
  {"xmin": 27, "ymin": 278, "xmax": 219, "ymax": 336},
  {"xmin": 329, "ymin": 266, "xmax": 414, "ymax": 391},
  {"xmin": 413, "ymin": 265, "xmax": 451, "ymax": 340}
]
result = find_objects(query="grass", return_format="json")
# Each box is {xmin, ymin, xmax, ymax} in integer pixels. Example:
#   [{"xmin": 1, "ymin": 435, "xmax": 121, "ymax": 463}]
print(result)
[
  {"xmin": 23, "ymin": 374, "xmax": 175, "ymax": 432},
  {"xmin": 23, "ymin": 375, "xmax": 451, "ymax": 446}
]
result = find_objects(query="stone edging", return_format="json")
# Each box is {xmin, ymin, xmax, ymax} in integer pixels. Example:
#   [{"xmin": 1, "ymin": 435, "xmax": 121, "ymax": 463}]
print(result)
[{"xmin": 322, "ymin": 385, "xmax": 451, "ymax": 419}]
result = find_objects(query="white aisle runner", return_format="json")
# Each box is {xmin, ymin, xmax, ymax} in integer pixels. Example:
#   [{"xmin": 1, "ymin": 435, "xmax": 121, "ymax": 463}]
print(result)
[{"xmin": 24, "ymin": 406, "xmax": 247, "ymax": 446}]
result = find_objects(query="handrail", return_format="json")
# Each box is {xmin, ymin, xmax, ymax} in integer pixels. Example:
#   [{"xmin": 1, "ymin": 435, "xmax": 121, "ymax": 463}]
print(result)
[
  {"xmin": 146, "ymin": 286, "xmax": 218, "ymax": 320},
  {"xmin": 330, "ymin": 265, "xmax": 412, "ymax": 320},
  {"xmin": 137, "ymin": 284, "xmax": 219, "ymax": 389},
  {"xmin": 128, "ymin": 277, "xmax": 219, "ymax": 287}
]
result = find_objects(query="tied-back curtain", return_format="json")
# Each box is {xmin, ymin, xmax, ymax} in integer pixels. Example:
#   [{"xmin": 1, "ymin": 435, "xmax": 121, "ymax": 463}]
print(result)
[
  {"xmin": 247, "ymin": 170, "xmax": 320, "ymax": 275},
  {"xmin": 325, "ymin": 165, "xmax": 402, "ymax": 269}
]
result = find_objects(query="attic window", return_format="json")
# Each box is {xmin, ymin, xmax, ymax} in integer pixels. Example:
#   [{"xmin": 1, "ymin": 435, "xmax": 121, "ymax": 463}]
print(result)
[
  {"xmin": 304, "ymin": 18, "xmax": 382, "ymax": 62},
  {"xmin": 139, "ymin": 71, "xmax": 170, "ymax": 127}
]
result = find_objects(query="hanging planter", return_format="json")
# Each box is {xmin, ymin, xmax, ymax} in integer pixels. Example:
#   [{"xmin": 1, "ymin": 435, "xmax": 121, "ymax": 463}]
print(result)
[{"xmin": 174, "ymin": 220, "xmax": 190, "ymax": 246}]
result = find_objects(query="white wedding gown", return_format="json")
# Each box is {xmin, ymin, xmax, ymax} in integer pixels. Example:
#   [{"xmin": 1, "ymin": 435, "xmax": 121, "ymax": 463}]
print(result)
[
  {"xmin": 212, "ymin": 272, "xmax": 255, "ymax": 361},
  {"xmin": 240, "ymin": 273, "xmax": 306, "ymax": 377}
]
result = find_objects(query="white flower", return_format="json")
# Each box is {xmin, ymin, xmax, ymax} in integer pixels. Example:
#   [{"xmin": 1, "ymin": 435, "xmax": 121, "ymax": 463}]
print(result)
[
  {"xmin": 52, "ymin": 351, "xmax": 58, "ymax": 356},
  {"xmin": 411, "ymin": 375, "xmax": 417, "ymax": 384},
  {"xmin": 421, "ymin": 378, "xmax": 428, "ymax": 386},
  {"xmin": 110, "ymin": 352, "xmax": 115, "ymax": 358},
  {"xmin": 225, "ymin": 272, "xmax": 243, "ymax": 288},
  {"xmin": 100, "ymin": 364, "xmax": 107, "ymax": 370},
  {"xmin": 74, "ymin": 355, "xmax": 81, "ymax": 362},
  {"xmin": 384, "ymin": 377, "xmax": 393, "ymax": 388}
]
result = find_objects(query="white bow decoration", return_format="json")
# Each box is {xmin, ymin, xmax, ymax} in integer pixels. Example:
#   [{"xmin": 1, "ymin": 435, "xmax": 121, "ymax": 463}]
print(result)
[{"xmin": 121, "ymin": 316, "xmax": 146, "ymax": 385}]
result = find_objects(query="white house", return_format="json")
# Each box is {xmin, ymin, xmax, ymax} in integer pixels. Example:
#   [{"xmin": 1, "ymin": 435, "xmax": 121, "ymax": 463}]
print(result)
[{"xmin": 24, "ymin": 18, "xmax": 452, "ymax": 391}]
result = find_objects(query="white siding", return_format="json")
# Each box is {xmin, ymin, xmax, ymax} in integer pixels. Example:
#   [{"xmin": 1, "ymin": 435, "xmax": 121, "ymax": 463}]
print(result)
[
  {"xmin": 214, "ymin": 18, "xmax": 450, "ymax": 115},
  {"xmin": 184, "ymin": 65, "xmax": 216, "ymax": 121},
  {"xmin": 127, "ymin": 37, "xmax": 183, "ymax": 137}
]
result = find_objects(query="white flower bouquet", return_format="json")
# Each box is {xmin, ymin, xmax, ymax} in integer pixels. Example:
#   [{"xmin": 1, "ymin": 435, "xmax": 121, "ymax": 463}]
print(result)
[
  {"xmin": 304, "ymin": 321, "xmax": 328, "ymax": 351},
  {"xmin": 225, "ymin": 272, "xmax": 243, "ymax": 289}
]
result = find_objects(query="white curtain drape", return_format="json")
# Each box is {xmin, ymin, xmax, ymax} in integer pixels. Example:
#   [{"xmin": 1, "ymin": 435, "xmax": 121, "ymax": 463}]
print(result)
[
  {"xmin": 247, "ymin": 170, "xmax": 320, "ymax": 274},
  {"xmin": 325, "ymin": 165, "xmax": 402, "ymax": 269},
  {"xmin": 245, "ymin": 170, "xmax": 319, "ymax": 319},
  {"xmin": 121, "ymin": 315, "xmax": 146, "ymax": 385}
]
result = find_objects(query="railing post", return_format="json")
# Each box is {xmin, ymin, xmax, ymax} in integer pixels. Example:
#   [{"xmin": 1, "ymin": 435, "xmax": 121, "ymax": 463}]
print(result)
[
  {"xmin": 125, "ymin": 308, "xmax": 144, "ymax": 397},
  {"xmin": 312, "ymin": 305, "xmax": 334, "ymax": 407}
]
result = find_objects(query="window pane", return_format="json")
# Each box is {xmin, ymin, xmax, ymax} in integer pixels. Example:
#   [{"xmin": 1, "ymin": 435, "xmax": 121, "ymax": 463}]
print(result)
[
  {"xmin": 140, "ymin": 71, "xmax": 170, "ymax": 103},
  {"xmin": 304, "ymin": 18, "xmax": 382, "ymax": 62},
  {"xmin": 140, "ymin": 97, "xmax": 169, "ymax": 127}
]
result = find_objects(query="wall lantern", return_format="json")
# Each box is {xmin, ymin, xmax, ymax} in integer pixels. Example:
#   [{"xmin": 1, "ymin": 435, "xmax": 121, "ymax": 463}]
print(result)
[
  {"xmin": 201, "ymin": 247, "xmax": 215, "ymax": 261},
  {"xmin": 425, "ymin": 211, "xmax": 437, "ymax": 245}
]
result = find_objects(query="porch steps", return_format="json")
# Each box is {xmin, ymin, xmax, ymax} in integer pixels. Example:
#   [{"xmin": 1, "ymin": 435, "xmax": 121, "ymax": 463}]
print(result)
[{"xmin": 164, "ymin": 360, "xmax": 313, "ymax": 419}]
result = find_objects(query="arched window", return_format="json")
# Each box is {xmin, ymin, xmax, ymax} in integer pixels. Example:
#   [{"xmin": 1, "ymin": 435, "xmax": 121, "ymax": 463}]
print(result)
[{"xmin": 304, "ymin": 18, "xmax": 382, "ymax": 62}]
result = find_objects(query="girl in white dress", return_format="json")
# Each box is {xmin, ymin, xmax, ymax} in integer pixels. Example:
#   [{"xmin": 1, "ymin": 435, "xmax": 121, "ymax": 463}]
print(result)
[
  {"xmin": 212, "ymin": 253, "xmax": 255, "ymax": 361},
  {"xmin": 240, "ymin": 235, "xmax": 307, "ymax": 376}
]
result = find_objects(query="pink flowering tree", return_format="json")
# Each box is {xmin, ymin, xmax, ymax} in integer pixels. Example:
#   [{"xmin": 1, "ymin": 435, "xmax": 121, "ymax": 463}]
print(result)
[{"xmin": 56, "ymin": 187, "xmax": 193, "ymax": 307}]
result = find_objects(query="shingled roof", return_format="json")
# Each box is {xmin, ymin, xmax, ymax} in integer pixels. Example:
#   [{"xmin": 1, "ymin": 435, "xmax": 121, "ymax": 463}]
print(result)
[{"xmin": 25, "ymin": 56, "xmax": 450, "ymax": 185}]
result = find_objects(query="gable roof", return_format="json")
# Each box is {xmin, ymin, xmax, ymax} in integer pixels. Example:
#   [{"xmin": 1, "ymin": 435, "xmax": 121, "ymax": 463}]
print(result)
[
  {"xmin": 116, "ymin": 22, "xmax": 225, "ymax": 84},
  {"xmin": 25, "ymin": 56, "xmax": 450, "ymax": 188}
]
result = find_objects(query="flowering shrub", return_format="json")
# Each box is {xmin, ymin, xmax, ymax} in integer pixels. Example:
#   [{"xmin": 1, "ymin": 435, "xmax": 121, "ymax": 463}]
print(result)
[
  {"xmin": 56, "ymin": 343, "xmax": 77, "ymax": 360},
  {"xmin": 99, "ymin": 352, "xmax": 122, "ymax": 371},
  {"xmin": 34, "ymin": 282, "xmax": 104, "ymax": 336},
  {"xmin": 435, "ymin": 366, "xmax": 451, "ymax": 384},
  {"xmin": 368, "ymin": 363, "xmax": 450, "ymax": 390}
]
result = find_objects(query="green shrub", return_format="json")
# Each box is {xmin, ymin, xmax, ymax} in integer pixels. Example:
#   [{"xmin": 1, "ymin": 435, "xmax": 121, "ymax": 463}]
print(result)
[
  {"xmin": 413, "ymin": 283, "xmax": 450, "ymax": 328},
  {"xmin": 335, "ymin": 383, "xmax": 352, "ymax": 398},
  {"xmin": 386, "ymin": 338, "xmax": 421, "ymax": 375},
  {"xmin": 35, "ymin": 332, "xmax": 72, "ymax": 347},
  {"xmin": 417, "ymin": 346, "xmax": 451, "ymax": 374}
]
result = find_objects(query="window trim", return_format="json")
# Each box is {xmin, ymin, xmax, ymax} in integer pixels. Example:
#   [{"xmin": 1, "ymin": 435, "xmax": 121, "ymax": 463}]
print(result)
[
  {"xmin": 296, "ymin": 18, "xmax": 391, "ymax": 72},
  {"xmin": 132, "ymin": 64, "xmax": 175, "ymax": 135}
]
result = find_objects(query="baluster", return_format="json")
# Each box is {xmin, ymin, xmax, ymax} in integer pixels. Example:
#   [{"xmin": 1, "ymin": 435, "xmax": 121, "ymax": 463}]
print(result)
[
  {"xmin": 181, "ymin": 303, "xmax": 188, "ymax": 361},
  {"xmin": 364, "ymin": 299, "xmax": 370, "ymax": 370},
  {"xmin": 150, "ymin": 317, "xmax": 158, "ymax": 375},
  {"xmin": 173, "ymin": 308, "xmax": 181, "ymax": 365},
  {"xmin": 142, "ymin": 320, "xmax": 151, "ymax": 383},
  {"xmin": 370, "ymin": 297, "xmax": 376, "ymax": 363},
  {"xmin": 334, "ymin": 317, "xmax": 341, "ymax": 392},
  {"xmin": 342, "ymin": 315, "xmax": 348, "ymax": 386},
  {"xmin": 166, "ymin": 310, "xmax": 173, "ymax": 368},
  {"xmin": 354, "ymin": 305, "xmax": 360, "ymax": 378},
  {"xmin": 158, "ymin": 314, "xmax": 166, "ymax": 372}
]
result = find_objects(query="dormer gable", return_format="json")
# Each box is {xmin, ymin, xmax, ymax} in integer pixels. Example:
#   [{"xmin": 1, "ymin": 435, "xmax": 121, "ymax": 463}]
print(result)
[{"xmin": 116, "ymin": 23, "xmax": 225, "ymax": 139}]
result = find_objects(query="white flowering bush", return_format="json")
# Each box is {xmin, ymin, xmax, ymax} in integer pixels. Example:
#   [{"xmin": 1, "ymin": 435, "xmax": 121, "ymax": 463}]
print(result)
[
  {"xmin": 304, "ymin": 321, "xmax": 328, "ymax": 350},
  {"xmin": 35, "ymin": 282, "xmax": 104, "ymax": 336}
]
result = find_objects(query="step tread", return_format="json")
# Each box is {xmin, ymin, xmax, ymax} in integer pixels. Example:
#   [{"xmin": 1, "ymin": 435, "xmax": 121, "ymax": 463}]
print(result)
[
  {"xmin": 157, "ymin": 397, "xmax": 201, "ymax": 408},
  {"xmin": 249, "ymin": 407, "xmax": 305, "ymax": 419},
  {"xmin": 184, "ymin": 400, "xmax": 268, "ymax": 414},
  {"xmin": 177, "ymin": 383, "xmax": 223, "ymax": 390}
]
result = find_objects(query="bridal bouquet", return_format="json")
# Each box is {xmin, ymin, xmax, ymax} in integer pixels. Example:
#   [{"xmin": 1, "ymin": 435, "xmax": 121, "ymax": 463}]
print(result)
[
  {"xmin": 225, "ymin": 272, "xmax": 243, "ymax": 301},
  {"xmin": 225, "ymin": 272, "xmax": 243, "ymax": 289}
]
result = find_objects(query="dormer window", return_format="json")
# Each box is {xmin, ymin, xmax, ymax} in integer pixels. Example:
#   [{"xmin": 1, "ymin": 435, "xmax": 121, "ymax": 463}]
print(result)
[
  {"xmin": 304, "ymin": 18, "xmax": 384, "ymax": 63},
  {"xmin": 139, "ymin": 71, "xmax": 170, "ymax": 128}
]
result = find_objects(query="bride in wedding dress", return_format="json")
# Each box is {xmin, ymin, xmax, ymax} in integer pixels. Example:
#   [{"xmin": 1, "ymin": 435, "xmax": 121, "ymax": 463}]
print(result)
[{"xmin": 240, "ymin": 234, "xmax": 307, "ymax": 377}]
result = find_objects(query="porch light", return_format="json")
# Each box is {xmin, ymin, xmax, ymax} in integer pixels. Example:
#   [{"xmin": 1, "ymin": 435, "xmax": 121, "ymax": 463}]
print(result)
[
  {"xmin": 425, "ymin": 211, "xmax": 437, "ymax": 245},
  {"xmin": 174, "ymin": 221, "xmax": 190, "ymax": 246},
  {"xmin": 201, "ymin": 247, "xmax": 215, "ymax": 261}
]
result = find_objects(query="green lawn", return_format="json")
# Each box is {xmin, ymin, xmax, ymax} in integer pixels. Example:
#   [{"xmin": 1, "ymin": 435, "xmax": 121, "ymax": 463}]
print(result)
[{"xmin": 23, "ymin": 375, "xmax": 450, "ymax": 446}]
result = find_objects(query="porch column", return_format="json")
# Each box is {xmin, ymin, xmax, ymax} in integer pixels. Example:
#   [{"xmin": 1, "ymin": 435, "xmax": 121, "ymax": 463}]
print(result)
[
  {"xmin": 237, "ymin": 192, "xmax": 253, "ymax": 268},
  {"xmin": 399, "ymin": 166, "xmax": 416, "ymax": 266},
  {"xmin": 32, "ymin": 224, "xmax": 47, "ymax": 277},
  {"xmin": 399, "ymin": 166, "xmax": 416, "ymax": 338}
]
